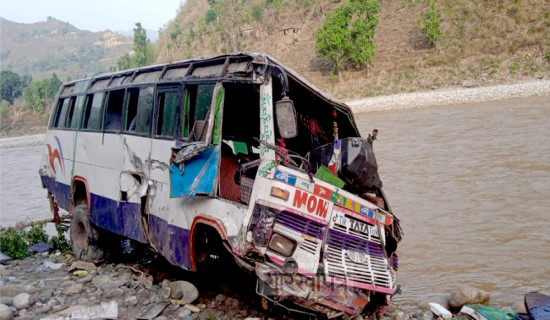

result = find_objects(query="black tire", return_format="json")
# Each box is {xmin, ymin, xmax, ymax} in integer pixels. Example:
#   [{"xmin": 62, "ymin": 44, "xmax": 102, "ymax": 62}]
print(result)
[{"xmin": 70, "ymin": 205, "xmax": 104, "ymax": 261}]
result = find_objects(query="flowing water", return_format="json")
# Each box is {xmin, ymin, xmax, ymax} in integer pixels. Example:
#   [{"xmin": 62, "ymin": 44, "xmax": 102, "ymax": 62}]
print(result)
[
  {"xmin": 355, "ymin": 95, "xmax": 550, "ymax": 310},
  {"xmin": 1, "ymin": 95, "xmax": 549, "ymax": 309}
]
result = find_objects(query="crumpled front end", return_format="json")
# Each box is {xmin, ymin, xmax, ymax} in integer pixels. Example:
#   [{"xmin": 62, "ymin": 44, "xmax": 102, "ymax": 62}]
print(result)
[{"xmin": 243, "ymin": 167, "xmax": 399, "ymax": 317}]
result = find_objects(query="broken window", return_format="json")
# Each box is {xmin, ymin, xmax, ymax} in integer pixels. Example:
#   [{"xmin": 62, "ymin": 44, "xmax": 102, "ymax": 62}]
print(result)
[
  {"xmin": 82, "ymin": 92, "xmax": 104, "ymax": 130},
  {"xmin": 124, "ymin": 86, "xmax": 154, "ymax": 135},
  {"xmin": 69, "ymin": 96, "xmax": 85, "ymax": 129},
  {"xmin": 219, "ymin": 83, "xmax": 261, "ymax": 204},
  {"xmin": 103, "ymin": 89, "xmax": 125, "ymax": 131},
  {"xmin": 52, "ymin": 97, "xmax": 75, "ymax": 128},
  {"xmin": 156, "ymin": 90, "xmax": 179, "ymax": 137},
  {"xmin": 183, "ymin": 84, "xmax": 215, "ymax": 141}
]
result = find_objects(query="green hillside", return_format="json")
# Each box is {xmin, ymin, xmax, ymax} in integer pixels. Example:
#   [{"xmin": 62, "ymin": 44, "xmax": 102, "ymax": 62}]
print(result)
[
  {"xmin": 156, "ymin": 0, "xmax": 550, "ymax": 99},
  {"xmin": 0, "ymin": 17, "xmax": 133, "ymax": 80}
]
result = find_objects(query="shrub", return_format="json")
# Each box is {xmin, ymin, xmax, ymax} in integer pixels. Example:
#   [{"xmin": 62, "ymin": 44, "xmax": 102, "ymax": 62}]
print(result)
[
  {"xmin": 0, "ymin": 227, "xmax": 30, "ymax": 259},
  {"xmin": 422, "ymin": 0, "xmax": 441, "ymax": 47}
]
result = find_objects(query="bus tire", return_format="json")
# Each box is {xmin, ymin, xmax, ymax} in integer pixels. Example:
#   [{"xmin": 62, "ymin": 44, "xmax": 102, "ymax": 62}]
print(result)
[{"xmin": 70, "ymin": 205, "xmax": 104, "ymax": 261}]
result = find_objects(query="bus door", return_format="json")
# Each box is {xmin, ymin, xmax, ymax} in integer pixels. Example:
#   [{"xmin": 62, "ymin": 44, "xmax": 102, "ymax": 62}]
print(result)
[
  {"xmin": 147, "ymin": 82, "xmax": 223, "ymax": 267},
  {"xmin": 118, "ymin": 86, "xmax": 155, "ymax": 242}
]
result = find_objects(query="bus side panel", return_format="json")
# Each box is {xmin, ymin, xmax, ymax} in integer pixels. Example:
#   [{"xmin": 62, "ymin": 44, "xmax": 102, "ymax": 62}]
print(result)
[
  {"xmin": 148, "ymin": 212, "xmax": 192, "ymax": 269},
  {"xmin": 41, "ymin": 130, "xmax": 76, "ymax": 212},
  {"xmin": 75, "ymin": 132, "xmax": 147, "ymax": 243}
]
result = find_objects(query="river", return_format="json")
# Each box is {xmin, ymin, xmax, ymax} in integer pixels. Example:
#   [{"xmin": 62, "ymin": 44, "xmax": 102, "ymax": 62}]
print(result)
[{"xmin": 1, "ymin": 95, "xmax": 549, "ymax": 310}]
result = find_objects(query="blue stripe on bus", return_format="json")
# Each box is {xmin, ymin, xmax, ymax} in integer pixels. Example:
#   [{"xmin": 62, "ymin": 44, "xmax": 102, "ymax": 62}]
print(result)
[
  {"xmin": 148, "ymin": 214, "xmax": 192, "ymax": 270},
  {"xmin": 40, "ymin": 175, "xmax": 147, "ymax": 243}
]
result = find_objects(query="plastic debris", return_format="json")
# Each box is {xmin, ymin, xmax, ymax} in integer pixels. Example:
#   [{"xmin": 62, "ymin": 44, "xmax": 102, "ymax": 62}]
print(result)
[
  {"xmin": 0, "ymin": 252, "xmax": 13, "ymax": 263},
  {"xmin": 429, "ymin": 302, "xmax": 452, "ymax": 320},
  {"xmin": 37, "ymin": 260, "xmax": 63, "ymax": 271},
  {"xmin": 461, "ymin": 306, "xmax": 489, "ymax": 320},
  {"xmin": 72, "ymin": 270, "xmax": 89, "ymax": 276},
  {"xmin": 71, "ymin": 301, "xmax": 118, "ymax": 319},
  {"xmin": 28, "ymin": 242, "xmax": 53, "ymax": 253}
]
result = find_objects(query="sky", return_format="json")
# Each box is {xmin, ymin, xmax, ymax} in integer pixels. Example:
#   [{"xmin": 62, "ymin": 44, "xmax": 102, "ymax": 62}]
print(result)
[{"xmin": 0, "ymin": 0, "xmax": 184, "ymax": 33}]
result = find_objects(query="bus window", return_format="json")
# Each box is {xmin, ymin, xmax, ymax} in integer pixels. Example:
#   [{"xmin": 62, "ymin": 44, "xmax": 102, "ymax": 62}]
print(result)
[
  {"xmin": 156, "ymin": 91, "xmax": 179, "ymax": 137},
  {"xmin": 125, "ymin": 87, "xmax": 154, "ymax": 135},
  {"xmin": 104, "ymin": 89, "xmax": 125, "ymax": 131},
  {"xmin": 183, "ymin": 84, "xmax": 215, "ymax": 140},
  {"xmin": 52, "ymin": 98, "xmax": 71, "ymax": 128},
  {"xmin": 82, "ymin": 92, "xmax": 104, "ymax": 130},
  {"xmin": 69, "ymin": 96, "xmax": 85, "ymax": 129}
]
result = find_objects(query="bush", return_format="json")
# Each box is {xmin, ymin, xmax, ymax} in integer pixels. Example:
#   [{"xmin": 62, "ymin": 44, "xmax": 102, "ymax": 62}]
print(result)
[
  {"xmin": 422, "ymin": 0, "xmax": 441, "ymax": 47},
  {"xmin": 0, "ymin": 227, "xmax": 30, "ymax": 259},
  {"xmin": 544, "ymin": 48, "xmax": 550, "ymax": 64}
]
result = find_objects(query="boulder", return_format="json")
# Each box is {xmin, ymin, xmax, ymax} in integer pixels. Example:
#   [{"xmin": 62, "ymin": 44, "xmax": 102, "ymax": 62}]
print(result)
[
  {"xmin": 12, "ymin": 293, "xmax": 31, "ymax": 310},
  {"xmin": 0, "ymin": 285, "xmax": 24, "ymax": 297},
  {"xmin": 167, "ymin": 281, "xmax": 198, "ymax": 303},
  {"xmin": 0, "ymin": 303, "xmax": 13, "ymax": 320},
  {"xmin": 0, "ymin": 297, "xmax": 12, "ymax": 306},
  {"xmin": 448, "ymin": 285, "xmax": 490, "ymax": 309}
]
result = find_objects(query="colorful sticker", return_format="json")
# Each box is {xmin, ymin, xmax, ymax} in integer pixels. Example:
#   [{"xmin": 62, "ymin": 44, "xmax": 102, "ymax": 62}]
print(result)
[
  {"xmin": 274, "ymin": 170, "xmax": 297, "ymax": 185},
  {"xmin": 313, "ymin": 184, "xmax": 332, "ymax": 201}
]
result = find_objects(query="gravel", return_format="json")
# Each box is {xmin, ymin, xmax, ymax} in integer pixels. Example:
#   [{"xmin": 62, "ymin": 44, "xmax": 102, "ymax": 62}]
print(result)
[{"xmin": 347, "ymin": 79, "xmax": 550, "ymax": 113}]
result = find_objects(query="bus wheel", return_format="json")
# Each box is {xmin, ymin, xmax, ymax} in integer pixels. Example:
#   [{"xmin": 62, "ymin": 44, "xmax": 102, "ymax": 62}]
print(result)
[{"xmin": 70, "ymin": 205, "xmax": 104, "ymax": 261}]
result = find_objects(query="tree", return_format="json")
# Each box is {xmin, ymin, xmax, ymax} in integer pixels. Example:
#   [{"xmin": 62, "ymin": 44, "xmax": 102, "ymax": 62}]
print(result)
[
  {"xmin": 0, "ymin": 70, "xmax": 29, "ymax": 105},
  {"xmin": 133, "ymin": 22, "xmax": 152, "ymax": 67},
  {"xmin": 22, "ymin": 74, "xmax": 61, "ymax": 113},
  {"xmin": 116, "ymin": 22, "xmax": 153, "ymax": 70},
  {"xmin": 316, "ymin": 0, "xmax": 380, "ymax": 78}
]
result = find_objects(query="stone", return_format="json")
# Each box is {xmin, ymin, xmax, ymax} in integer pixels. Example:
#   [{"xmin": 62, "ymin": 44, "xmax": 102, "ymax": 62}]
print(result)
[
  {"xmin": 159, "ymin": 287, "xmax": 171, "ymax": 300},
  {"xmin": 35, "ymin": 304, "xmax": 53, "ymax": 314},
  {"xmin": 512, "ymin": 300, "xmax": 527, "ymax": 314},
  {"xmin": 64, "ymin": 284, "xmax": 84, "ymax": 296},
  {"xmin": 77, "ymin": 298, "xmax": 90, "ymax": 305},
  {"xmin": 225, "ymin": 297, "xmax": 240, "ymax": 309},
  {"xmin": 105, "ymin": 288, "xmax": 125, "ymax": 299},
  {"xmin": 395, "ymin": 311, "xmax": 409, "ymax": 320},
  {"xmin": 168, "ymin": 281, "xmax": 198, "ymax": 303},
  {"xmin": 124, "ymin": 296, "xmax": 138, "ymax": 306},
  {"xmin": 60, "ymin": 280, "xmax": 76, "ymax": 288},
  {"xmin": 12, "ymin": 293, "xmax": 31, "ymax": 310},
  {"xmin": 23, "ymin": 284, "xmax": 39, "ymax": 294},
  {"xmin": 39, "ymin": 289, "xmax": 54, "ymax": 300},
  {"xmin": 0, "ymin": 303, "xmax": 13, "ymax": 320},
  {"xmin": 137, "ymin": 288, "xmax": 149, "ymax": 301},
  {"xmin": 448, "ymin": 285, "xmax": 490, "ymax": 309},
  {"xmin": 0, "ymin": 285, "xmax": 24, "ymax": 297},
  {"xmin": 0, "ymin": 297, "xmax": 12, "ymax": 306},
  {"xmin": 154, "ymin": 317, "xmax": 169, "ymax": 320},
  {"xmin": 462, "ymin": 80, "xmax": 477, "ymax": 88},
  {"xmin": 91, "ymin": 274, "xmax": 112, "ymax": 287},
  {"xmin": 76, "ymin": 275, "xmax": 93, "ymax": 284},
  {"xmin": 215, "ymin": 294, "xmax": 226, "ymax": 303},
  {"xmin": 176, "ymin": 307, "xmax": 192, "ymax": 318}
]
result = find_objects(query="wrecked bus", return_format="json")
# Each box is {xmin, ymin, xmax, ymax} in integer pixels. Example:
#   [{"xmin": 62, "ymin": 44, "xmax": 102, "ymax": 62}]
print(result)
[{"xmin": 39, "ymin": 52, "xmax": 402, "ymax": 318}]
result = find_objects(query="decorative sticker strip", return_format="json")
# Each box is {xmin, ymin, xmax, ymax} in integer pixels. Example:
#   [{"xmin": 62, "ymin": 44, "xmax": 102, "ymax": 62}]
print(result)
[{"xmin": 272, "ymin": 169, "xmax": 394, "ymax": 225}]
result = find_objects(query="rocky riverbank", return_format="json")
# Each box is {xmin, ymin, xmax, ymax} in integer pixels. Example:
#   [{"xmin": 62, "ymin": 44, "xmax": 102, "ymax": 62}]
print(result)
[{"xmin": 0, "ymin": 249, "xmax": 530, "ymax": 320}]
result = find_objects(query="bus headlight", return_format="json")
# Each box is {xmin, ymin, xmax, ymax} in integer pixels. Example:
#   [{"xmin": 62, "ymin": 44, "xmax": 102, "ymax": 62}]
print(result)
[
  {"xmin": 268, "ymin": 233, "xmax": 296, "ymax": 257},
  {"xmin": 283, "ymin": 257, "xmax": 298, "ymax": 275}
]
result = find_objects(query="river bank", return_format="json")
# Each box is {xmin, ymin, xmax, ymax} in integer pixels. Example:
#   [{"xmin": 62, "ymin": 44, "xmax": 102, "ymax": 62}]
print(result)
[{"xmin": 0, "ymin": 249, "xmax": 528, "ymax": 320}]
